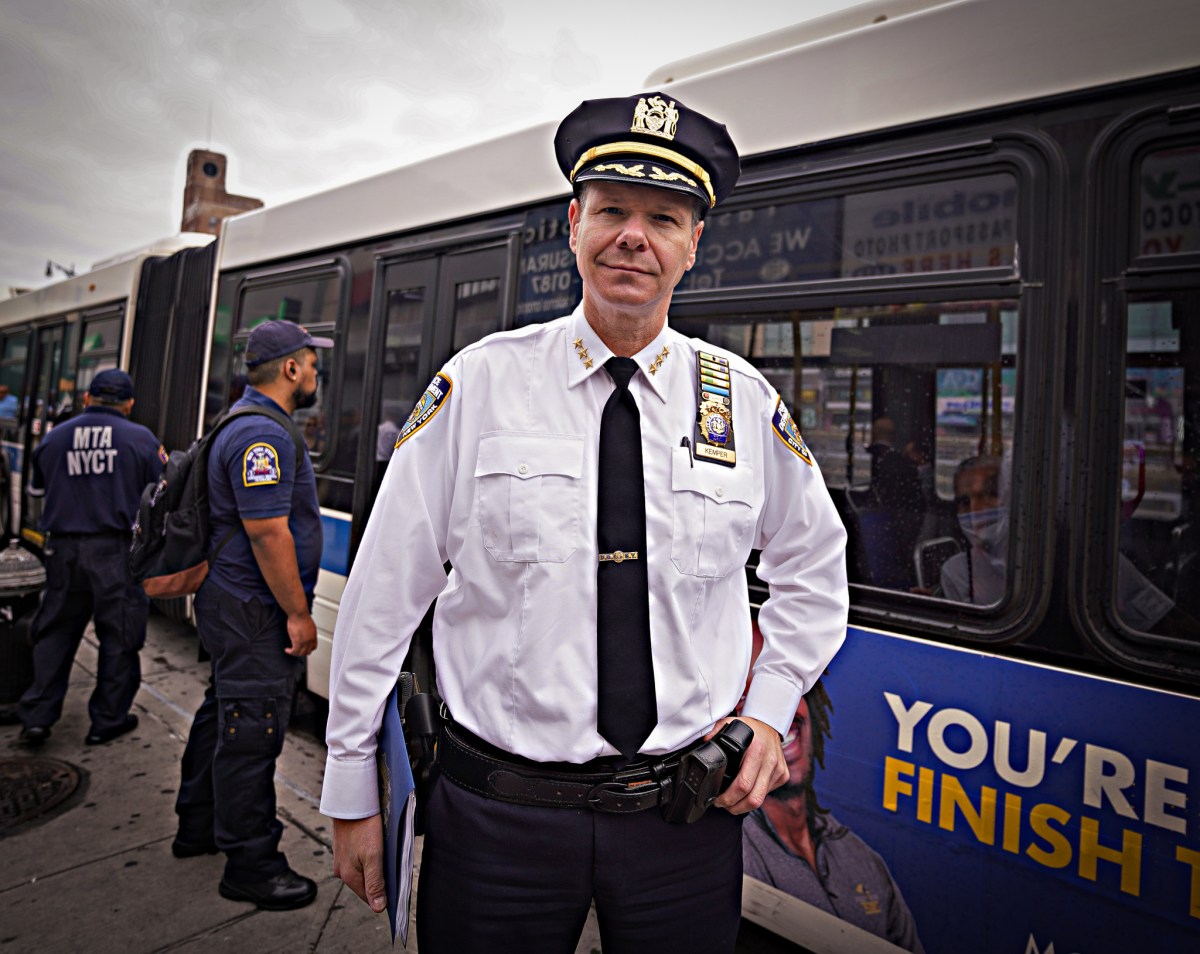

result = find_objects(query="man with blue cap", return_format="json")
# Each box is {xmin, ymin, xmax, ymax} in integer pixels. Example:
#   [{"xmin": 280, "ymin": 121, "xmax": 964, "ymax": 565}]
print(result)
[
  {"xmin": 324, "ymin": 93, "xmax": 848, "ymax": 951},
  {"xmin": 173, "ymin": 318, "xmax": 332, "ymax": 911},
  {"xmin": 11, "ymin": 368, "xmax": 166, "ymax": 748}
]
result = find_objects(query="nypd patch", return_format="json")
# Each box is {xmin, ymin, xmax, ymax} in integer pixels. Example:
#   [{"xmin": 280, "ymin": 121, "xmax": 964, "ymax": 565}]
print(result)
[
  {"xmin": 397, "ymin": 372, "xmax": 453, "ymax": 448},
  {"xmin": 771, "ymin": 398, "xmax": 813, "ymax": 465},
  {"xmin": 243, "ymin": 442, "xmax": 281, "ymax": 486}
]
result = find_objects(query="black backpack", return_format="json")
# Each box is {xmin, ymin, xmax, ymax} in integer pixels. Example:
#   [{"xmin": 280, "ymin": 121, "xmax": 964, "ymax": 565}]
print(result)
[{"xmin": 129, "ymin": 405, "xmax": 306, "ymax": 598}]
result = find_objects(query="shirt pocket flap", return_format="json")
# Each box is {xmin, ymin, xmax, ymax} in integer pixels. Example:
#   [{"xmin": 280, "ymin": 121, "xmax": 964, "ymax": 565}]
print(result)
[
  {"xmin": 670, "ymin": 448, "xmax": 756, "ymax": 504},
  {"xmin": 476, "ymin": 432, "xmax": 584, "ymax": 480}
]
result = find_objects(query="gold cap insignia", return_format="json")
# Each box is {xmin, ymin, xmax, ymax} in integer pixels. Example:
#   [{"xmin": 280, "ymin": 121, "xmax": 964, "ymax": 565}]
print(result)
[{"xmin": 631, "ymin": 96, "xmax": 679, "ymax": 142}]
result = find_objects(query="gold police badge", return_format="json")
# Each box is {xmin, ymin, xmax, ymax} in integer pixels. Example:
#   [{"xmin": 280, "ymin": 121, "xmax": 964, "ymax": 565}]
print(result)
[{"xmin": 698, "ymin": 401, "xmax": 732, "ymax": 446}]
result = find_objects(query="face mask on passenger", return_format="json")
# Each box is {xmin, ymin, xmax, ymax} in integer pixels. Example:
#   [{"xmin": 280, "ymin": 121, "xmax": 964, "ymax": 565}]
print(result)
[{"xmin": 958, "ymin": 506, "xmax": 1008, "ymax": 553}]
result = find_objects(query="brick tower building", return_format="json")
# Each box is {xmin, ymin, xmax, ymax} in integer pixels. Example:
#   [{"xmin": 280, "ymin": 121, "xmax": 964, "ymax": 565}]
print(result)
[{"xmin": 180, "ymin": 149, "xmax": 263, "ymax": 235}]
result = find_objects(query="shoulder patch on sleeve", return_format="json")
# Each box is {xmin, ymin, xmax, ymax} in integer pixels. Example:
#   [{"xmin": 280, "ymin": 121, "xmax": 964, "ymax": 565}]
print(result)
[
  {"xmin": 243, "ymin": 442, "xmax": 281, "ymax": 486},
  {"xmin": 396, "ymin": 373, "xmax": 453, "ymax": 448},
  {"xmin": 771, "ymin": 397, "xmax": 813, "ymax": 465},
  {"xmin": 158, "ymin": 444, "xmax": 169, "ymax": 465}
]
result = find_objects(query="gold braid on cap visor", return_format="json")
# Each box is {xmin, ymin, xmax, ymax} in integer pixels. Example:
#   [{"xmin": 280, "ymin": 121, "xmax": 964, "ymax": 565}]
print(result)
[{"xmin": 571, "ymin": 142, "xmax": 715, "ymax": 207}]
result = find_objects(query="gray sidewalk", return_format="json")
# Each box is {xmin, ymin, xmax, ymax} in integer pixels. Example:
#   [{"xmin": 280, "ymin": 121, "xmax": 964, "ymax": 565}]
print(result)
[{"xmin": 0, "ymin": 610, "xmax": 410, "ymax": 953}]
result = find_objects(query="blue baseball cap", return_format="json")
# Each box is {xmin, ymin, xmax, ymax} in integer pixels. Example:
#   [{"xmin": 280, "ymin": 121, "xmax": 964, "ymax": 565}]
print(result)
[
  {"xmin": 88, "ymin": 369, "xmax": 135, "ymax": 401},
  {"xmin": 244, "ymin": 320, "xmax": 334, "ymax": 368}
]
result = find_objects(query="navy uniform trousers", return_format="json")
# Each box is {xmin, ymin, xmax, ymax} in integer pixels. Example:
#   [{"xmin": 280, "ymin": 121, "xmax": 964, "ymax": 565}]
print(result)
[
  {"xmin": 417, "ymin": 772, "xmax": 745, "ymax": 954},
  {"xmin": 18, "ymin": 534, "xmax": 148, "ymax": 734},
  {"xmin": 174, "ymin": 580, "xmax": 303, "ymax": 880}
]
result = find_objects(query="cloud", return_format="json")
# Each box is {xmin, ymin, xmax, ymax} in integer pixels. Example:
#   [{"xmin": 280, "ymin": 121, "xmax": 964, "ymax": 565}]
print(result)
[{"xmin": 0, "ymin": 0, "xmax": 823, "ymax": 294}]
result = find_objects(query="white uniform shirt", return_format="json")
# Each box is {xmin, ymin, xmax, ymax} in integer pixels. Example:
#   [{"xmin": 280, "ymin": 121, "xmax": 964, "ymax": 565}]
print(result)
[{"xmin": 320, "ymin": 306, "xmax": 848, "ymax": 818}]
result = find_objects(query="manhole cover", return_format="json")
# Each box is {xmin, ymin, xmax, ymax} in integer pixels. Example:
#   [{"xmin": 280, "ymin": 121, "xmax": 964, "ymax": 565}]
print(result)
[{"xmin": 0, "ymin": 757, "xmax": 83, "ymax": 833}]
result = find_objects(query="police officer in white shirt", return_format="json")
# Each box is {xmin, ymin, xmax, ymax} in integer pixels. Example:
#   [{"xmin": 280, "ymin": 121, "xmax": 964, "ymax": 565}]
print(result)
[{"xmin": 322, "ymin": 93, "xmax": 850, "ymax": 953}]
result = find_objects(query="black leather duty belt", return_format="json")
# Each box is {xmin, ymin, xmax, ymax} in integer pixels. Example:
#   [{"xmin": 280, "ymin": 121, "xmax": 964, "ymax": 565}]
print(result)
[{"xmin": 438, "ymin": 723, "xmax": 684, "ymax": 814}]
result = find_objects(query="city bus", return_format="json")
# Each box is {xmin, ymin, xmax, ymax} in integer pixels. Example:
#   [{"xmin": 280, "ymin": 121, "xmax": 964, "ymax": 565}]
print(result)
[{"xmin": 0, "ymin": 234, "xmax": 214, "ymax": 546}]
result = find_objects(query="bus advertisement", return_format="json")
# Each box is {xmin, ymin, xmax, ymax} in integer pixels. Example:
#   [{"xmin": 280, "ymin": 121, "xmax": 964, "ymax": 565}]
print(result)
[{"xmin": 755, "ymin": 627, "xmax": 1200, "ymax": 952}]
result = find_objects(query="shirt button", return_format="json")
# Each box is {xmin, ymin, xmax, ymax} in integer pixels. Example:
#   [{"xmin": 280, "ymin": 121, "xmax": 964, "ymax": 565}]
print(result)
[
  {"xmin": 716, "ymin": 487, "xmax": 725, "ymax": 498},
  {"xmin": 518, "ymin": 463, "xmax": 529, "ymax": 475}
]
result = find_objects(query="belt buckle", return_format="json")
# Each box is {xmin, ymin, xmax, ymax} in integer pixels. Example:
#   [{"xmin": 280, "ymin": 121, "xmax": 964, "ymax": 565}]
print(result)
[
  {"xmin": 585, "ymin": 759, "xmax": 674, "ymax": 813},
  {"xmin": 586, "ymin": 779, "xmax": 659, "ymax": 813}
]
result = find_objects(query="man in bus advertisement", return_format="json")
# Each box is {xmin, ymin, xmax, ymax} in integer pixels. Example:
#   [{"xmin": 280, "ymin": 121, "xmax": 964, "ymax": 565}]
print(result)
[
  {"xmin": 321, "ymin": 93, "xmax": 849, "ymax": 951},
  {"xmin": 740, "ymin": 627, "xmax": 924, "ymax": 953}
]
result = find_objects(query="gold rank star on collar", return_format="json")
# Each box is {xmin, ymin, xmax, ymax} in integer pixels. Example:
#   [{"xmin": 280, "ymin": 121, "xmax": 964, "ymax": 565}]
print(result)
[
  {"xmin": 649, "ymin": 345, "xmax": 670, "ymax": 375},
  {"xmin": 573, "ymin": 337, "xmax": 594, "ymax": 370}
]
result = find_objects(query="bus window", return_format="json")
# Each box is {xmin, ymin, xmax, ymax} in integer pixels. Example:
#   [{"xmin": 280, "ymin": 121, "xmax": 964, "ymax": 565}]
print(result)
[
  {"xmin": 1138, "ymin": 144, "xmax": 1200, "ymax": 258},
  {"xmin": 679, "ymin": 172, "xmax": 1019, "ymax": 295},
  {"xmin": 75, "ymin": 310, "xmax": 122, "ymax": 404},
  {"xmin": 376, "ymin": 296, "xmax": 429, "ymax": 453},
  {"xmin": 371, "ymin": 261, "xmax": 436, "ymax": 504},
  {"xmin": 1116, "ymin": 295, "xmax": 1200, "ymax": 639},
  {"xmin": 238, "ymin": 277, "xmax": 341, "ymax": 332},
  {"xmin": 21, "ymin": 324, "xmax": 70, "ymax": 542},
  {"xmin": 450, "ymin": 277, "xmax": 502, "ymax": 354},
  {"xmin": 676, "ymin": 300, "xmax": 1018, "ymax": 604},
  {"xmin": 0, "ymin": 332, "xmax": 29, "ymax": 422},
  {"xmin": 234, "ymin": 274, "xmax": 342, "ymax": 460}
]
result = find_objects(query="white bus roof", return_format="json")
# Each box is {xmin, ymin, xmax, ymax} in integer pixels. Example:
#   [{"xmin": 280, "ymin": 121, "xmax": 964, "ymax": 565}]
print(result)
[
  {"xmin": 89, "ymin": 231, "xmax": 213, "ymax": 271},
  {"xmin": 218, "ymin": 0, "xmax": 1200, "ymax": 272},
  {"xmin": 0, "ymin": 233, "xmax": 213, "ymax": 328},
  {"xmin": 644, "ymin": 0, "xmax": 955, "ymax": 85}
]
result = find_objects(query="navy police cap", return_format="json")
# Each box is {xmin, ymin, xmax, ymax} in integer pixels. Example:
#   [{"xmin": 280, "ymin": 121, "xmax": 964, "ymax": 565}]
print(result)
[
  {"xmin": 88, "ymin": 368, "xmax": 135, "ymax": 401},
  {"xmin": 245, "ymin": 320, "xmax": 334, "ymax": 368},
  {"xmin": 554, "ymin": 92, "xmax": 740, "ymax": 210}
]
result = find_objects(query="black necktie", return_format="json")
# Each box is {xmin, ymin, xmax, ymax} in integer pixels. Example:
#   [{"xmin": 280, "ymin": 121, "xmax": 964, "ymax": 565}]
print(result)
[{"xmin": 596, "ymin": 357, "xmax": 656, "ymax": 759}]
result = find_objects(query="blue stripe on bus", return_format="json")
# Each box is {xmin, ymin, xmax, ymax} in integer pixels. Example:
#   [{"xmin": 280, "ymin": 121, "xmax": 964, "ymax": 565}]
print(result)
[{"xmin": 320, "ymin": 513, "xmax": 351, "ymax": 576}]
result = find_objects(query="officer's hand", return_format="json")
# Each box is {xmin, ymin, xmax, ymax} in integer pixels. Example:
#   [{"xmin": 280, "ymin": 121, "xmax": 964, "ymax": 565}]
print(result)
[
  {"xmin": 710, "ymin": 715, "xmax": 786, "ymax": 815},
  {"xmin": 333, "ymin": 815, "xmax": 387, "ymax": 913},
  {"xmin": 285, "ymin": 613, "xmax": 318, "ymax": 657}
]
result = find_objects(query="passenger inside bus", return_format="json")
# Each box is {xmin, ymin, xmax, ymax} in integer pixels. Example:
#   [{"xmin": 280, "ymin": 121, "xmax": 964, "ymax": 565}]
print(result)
[
  {"xmin": 374, "ymin": 400, "xmax": 406, "ymax": 462},
  {"xmin": 939, "ymin": 452, "xmax": 1188, "ymax": 635},
  {"xmin": 0, "ymin": 385, "xmax": 18, "ymax": 418},
  {"xmin": 939, "ymin": 455, "xmax": 1006, "ymax": 605}
]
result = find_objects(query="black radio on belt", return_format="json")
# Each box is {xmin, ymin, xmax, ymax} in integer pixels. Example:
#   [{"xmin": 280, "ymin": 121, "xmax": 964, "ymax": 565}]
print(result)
[{"xmin": 660, "ymin": 719, "xmax": 754, "ymax": 824}]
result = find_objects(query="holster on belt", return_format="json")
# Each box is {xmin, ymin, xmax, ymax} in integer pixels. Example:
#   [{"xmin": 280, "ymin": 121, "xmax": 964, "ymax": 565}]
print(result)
[
  {"xmin": 397, "ymin": 672, "xmax": 444, "ymax": 835},
  {"xmin": 659, "ymin": 718, "xmax": 754, "ymax": 823},
  {"xmin": 437, "ymin": 717, "xmax": 755, "ymax": 825}
]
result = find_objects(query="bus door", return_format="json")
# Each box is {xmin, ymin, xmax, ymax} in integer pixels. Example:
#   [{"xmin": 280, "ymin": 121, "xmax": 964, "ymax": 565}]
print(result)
[
  {"xmin": 350, "ymin": 239, "xmax": 516, "ymax": 695},
  {"xmin": 357, "ymin": 239, "xmax": 517, "ymax": 546},
  {"xmin": 363, "ymin": 258, "xmax": 438, "ymax": 506},
  {"xmin": 19, "ymin": 322, "xmax": 74, "ymax": 547}
]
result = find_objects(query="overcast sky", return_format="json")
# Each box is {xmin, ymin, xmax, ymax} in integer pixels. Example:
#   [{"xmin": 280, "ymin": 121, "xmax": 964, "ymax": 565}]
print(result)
[{"xmin": 0, "ymin": 0, "xmax": 869, "ymax": 298}]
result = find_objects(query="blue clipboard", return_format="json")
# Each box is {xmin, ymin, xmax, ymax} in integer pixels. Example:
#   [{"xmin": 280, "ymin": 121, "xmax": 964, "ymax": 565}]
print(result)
[{"xmin": 377, "ymin": 681, "xmax": 417, "ymax": 946}]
